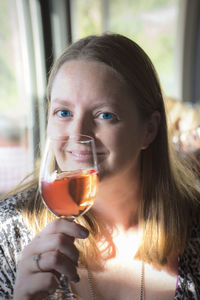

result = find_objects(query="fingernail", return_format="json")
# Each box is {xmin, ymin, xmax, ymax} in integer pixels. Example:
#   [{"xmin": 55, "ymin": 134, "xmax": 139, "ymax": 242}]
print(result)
[
  {"xmin": 53, "ymin": 275, "xmax": 60, "ymax": 285},
  {"xmin": 49, "ymin": 288, "xmax": 56, "ymax": 294},
  {"xmin": 81, "ymin": 228, "xmax": 89, "ymax": 238},
  {"xmin": 74, "ymin": 259, "xmax": 78, "ymax": 267},
  {"xmin": 73, "ymin": 274, "xmax": 80, "ymax": 283}
]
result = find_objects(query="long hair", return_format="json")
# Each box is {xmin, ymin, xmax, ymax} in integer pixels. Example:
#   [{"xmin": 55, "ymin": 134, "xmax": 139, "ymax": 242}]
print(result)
[{"xmin": 7, "ymin": 33, "xmax": 200, "ymax": 267}]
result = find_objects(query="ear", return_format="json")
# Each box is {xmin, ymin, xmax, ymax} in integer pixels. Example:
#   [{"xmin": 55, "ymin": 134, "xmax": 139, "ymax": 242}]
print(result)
[{"xmin": 141, "ymin": 111, "xmax": 160, "ymax": 150}]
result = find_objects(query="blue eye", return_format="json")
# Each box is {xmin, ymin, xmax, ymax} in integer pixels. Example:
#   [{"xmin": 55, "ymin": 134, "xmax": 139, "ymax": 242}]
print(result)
[
  {"xmin": 100, "ymin": 112, "xmax": 114, "ymax": 120},
  {"xmin": 58, "ymin": 110, "xmax": 71, "ymax": 118}
]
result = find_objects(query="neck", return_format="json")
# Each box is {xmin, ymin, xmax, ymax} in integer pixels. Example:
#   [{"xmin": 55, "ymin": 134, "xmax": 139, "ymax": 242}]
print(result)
[{"xmin": 93, "ymin": 168, "xmax": 141, "ymax": 230}]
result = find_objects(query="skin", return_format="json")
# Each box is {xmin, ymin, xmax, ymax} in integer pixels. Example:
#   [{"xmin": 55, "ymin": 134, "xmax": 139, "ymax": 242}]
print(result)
[
  {"xmin": 14, "ymin": 219, "xmax": 88, "ymax": 300},
  {"xmin": 14, "ymin": 60, "xmax": 175, "ymax": 300},
  {"xmin": 47, "ymin": 60, "xmax": 149, "ymax": 181}
]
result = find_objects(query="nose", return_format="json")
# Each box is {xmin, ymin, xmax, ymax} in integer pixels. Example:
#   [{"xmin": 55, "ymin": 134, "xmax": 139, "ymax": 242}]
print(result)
[{"xmin": 68, "ymin": 115, "xmax": 95, "ymax": 138}]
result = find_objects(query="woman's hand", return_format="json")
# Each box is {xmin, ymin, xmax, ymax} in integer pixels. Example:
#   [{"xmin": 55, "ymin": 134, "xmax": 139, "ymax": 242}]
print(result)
[{"xmin": 13, "ymin": 218, "xmax": 89, "ymax": 300}]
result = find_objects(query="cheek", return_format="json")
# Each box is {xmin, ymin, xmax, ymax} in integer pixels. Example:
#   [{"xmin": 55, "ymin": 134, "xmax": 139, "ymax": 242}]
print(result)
[
  {"xmin": 98, "ymin": 125, "xmax": 142, "ymax": 161},
  {"xmin": 47, "ymin": 117, "xmax": 66, "ymax": 137},
  {"xmin": 94, "ymin": 122, "xmax": 145, "ymax": 179},
  {"xmin": 96, "ymin": 126, "xmax": 123, "ymax": 150},
  {"xmin": 114, "ymin": 131, "xmax": 141, "ymax": 161}
]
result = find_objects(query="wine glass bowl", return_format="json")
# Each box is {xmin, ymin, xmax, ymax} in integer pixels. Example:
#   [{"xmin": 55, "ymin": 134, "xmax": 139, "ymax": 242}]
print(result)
[
  {"xmin": 39, "ymin": 134, "xmax": 99, "ymax": 299},
  {"xmin": 39, "ymin": 135, "xmax": 98, "ymax": 219},
  {"xmin": 41, "ymin": 168, "xmax": 98, "ymax": 219}
]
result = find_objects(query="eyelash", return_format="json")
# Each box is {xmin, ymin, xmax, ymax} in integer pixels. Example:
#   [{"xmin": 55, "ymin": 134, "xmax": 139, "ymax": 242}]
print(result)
[
  {"xmin": 54, "ymin": 109, "xmax": 119, "ymax": 122},
  {"xmin": 98, "ymin": 112, "xmax": 118, "ymax": 121},
  {"xmin": 55, "ymin": 110, "xmax": 72, "ymax": 118}
]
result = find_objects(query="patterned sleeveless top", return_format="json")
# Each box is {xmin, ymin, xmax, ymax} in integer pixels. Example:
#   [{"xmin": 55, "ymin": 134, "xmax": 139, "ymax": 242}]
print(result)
[{"xmin": 0, "ymin": 188, "xmax": 199, "ymax": 299}]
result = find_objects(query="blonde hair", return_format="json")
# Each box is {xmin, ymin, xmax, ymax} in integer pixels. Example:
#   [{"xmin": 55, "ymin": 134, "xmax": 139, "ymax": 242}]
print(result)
[{"xmin": 3, "ymin": 34, "xmax": 200, "ymax": 268}]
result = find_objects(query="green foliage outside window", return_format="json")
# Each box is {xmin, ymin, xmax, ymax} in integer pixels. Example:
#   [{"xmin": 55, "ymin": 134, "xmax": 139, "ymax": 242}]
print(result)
[
  {"xmin": 0, "ymin": 0, "xmax": 179, "ymax": 116},
  {"xmin": 73, "ymin": 0, "xmax": 179, "ymax": 97},
  {"xmin": 0, "ymin": 0, "xmax": 18, "ymax": 112}
]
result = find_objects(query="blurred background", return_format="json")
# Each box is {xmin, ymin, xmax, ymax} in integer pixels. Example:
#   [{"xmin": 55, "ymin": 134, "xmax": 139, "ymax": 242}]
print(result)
[{"xmin": 0, "ymin": 0, "xmax": 200, "ymax": 194}]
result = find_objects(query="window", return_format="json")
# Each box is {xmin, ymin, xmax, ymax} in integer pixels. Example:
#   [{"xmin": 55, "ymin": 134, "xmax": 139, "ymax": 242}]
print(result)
[
  {"xmin": 71, "ymin": 0, "xmax": 103, "ymax": 40},
  {"xmin": 71, "ymin": 0, "xmax": 179, "ymax": 98},
  {"xmin": 0, "ymin": 1, "xmax": 30, "ymax": 193},
  {"xmin": 0, "ymin": 0, "xmax": 46, "ymax": 194}
]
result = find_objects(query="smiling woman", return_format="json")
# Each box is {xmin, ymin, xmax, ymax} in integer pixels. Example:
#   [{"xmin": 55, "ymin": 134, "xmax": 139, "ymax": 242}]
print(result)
[
  {"xmin": 0, "ymin": 33, "xmax": 200, "ymax": 300},
  {"xmin": 47, "ymin": 60, "xmax": 147, "ymax": 180}
]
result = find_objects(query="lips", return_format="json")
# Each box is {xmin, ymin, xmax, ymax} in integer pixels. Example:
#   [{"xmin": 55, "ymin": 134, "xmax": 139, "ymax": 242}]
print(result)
[
  {"xmin": 69, "ymin": 150, "xmax": 93, "ymax": 158},
  {"xmin": 67, "ymin": 150, "xmax": 107, "ymax": 162}
]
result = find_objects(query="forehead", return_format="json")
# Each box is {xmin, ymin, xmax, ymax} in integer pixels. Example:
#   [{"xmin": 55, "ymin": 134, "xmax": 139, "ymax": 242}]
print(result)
[
  {"xmin": 50, "ymin": 60, "xmax": 138, "ymax": 113},
  {"xmin": 54, "ymin": 59, "xmax": 123, "ymax": 85}
]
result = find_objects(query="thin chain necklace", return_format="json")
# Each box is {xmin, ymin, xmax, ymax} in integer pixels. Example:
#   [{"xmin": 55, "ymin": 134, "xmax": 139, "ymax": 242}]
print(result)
[{"xmin": 86, "ymin": 261, "xmax": 145, "ymax": 300}]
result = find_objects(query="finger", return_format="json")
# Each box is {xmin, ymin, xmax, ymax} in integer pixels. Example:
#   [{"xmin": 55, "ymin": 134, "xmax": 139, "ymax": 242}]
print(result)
[
  {"xmin": 38, "ymin": 251, "xmax": 80, "ymax": 282},
  {"xmin": 14, "ymin": 272, "xmax": 59, "ymax": 300},
  {"xmin": 39, "ymin": 218, "xmax": 89, "ymax": 239},
  {"xmin": 24, "ymin": 233, "xmax": 79, "ymax": 264},
  {"xmin": 21, "ymin": 250, "xmax": 79, "ymax": 283}
]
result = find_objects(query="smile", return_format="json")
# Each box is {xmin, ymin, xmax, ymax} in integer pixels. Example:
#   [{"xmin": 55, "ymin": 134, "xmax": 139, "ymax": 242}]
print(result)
[
  {"xmin": 68, "ymin": 150, "xmax": 94, "ymax": 162},
  {"xmin": 67, "ymin": 150, "xmax": 107, "ymax": 162}
]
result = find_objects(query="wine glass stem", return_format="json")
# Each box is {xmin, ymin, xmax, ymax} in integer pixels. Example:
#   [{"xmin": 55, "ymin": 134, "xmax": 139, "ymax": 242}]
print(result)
[
  {"xmin": 46, "ymin": 275, "xmax": 75, "ymax": 299},
  {"xmin": 60, "ymin": 274, "xmax": 72, "ymax": 293}
]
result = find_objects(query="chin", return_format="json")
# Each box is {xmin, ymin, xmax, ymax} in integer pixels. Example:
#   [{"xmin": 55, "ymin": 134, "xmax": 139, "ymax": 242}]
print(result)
[
  {"xmin": 98, "ymin": 163, "xmax": 121, "ymax": 182},
  {"xmin": 97, "ymin": 162, "xmax": 111, "ymax": 181}
]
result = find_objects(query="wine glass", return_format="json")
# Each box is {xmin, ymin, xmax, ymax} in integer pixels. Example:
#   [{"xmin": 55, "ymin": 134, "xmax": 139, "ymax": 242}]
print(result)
[{"xmin": 39, "ymin": 134, "xmax": 99, "ymax": 299}]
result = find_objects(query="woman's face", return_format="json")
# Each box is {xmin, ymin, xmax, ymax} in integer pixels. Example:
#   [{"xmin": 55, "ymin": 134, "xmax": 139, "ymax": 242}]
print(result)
[{"xmin": 48, "ymin": 60, "xmax": 148, "ymax": 180}]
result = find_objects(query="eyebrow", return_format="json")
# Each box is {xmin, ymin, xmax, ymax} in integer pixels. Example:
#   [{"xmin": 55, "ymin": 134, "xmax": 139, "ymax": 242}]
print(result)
[
  {"xmin": 51, "ymin": 98, "xmax": 123, "ymax": 111},
  {"xmin": 93, "ymin": 103, "xmax": 121, "ymax": 111},
  {"xmin": 51, "ymin": 98, "xmax": 74, "ymax": 107}
]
